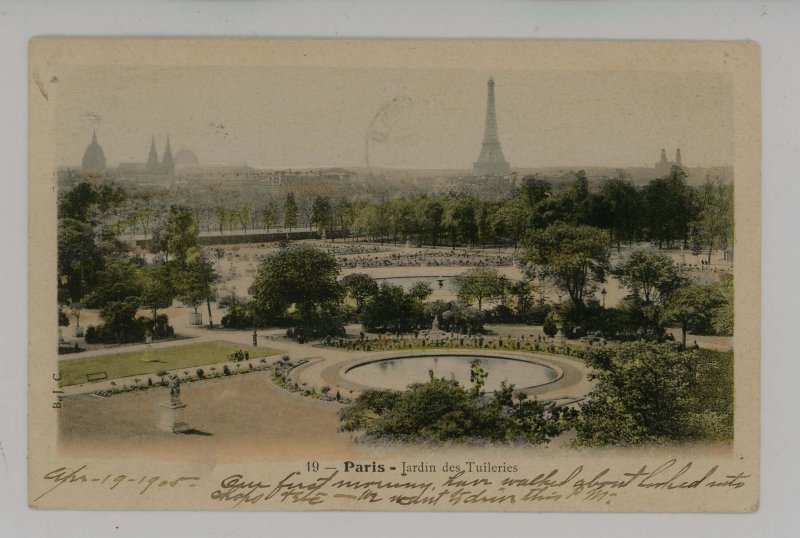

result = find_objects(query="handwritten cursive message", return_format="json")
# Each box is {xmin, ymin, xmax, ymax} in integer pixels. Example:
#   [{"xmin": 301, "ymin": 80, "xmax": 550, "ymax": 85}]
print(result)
[
  {"xmin": 32, "ymin": 459, "xmax": 751, "ymax": 508},
  {"xmin": 207, "ymin": 459, "xmax": 752, "ymax": 509},
  {"xmin": 33, "ymin": 465, "xmax": 201, "ymax": 502}
]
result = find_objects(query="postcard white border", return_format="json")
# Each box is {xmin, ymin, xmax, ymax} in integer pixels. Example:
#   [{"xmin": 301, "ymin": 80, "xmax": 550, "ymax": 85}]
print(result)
[{"xmin": 2, "ymin": 1, "xmax": 799, "ymax": 537}]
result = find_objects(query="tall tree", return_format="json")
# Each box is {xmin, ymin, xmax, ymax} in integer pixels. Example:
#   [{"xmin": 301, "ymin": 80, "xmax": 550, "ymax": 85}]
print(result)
[
  {"xmin": 523, "ymin": 223, "xmax": 610, "ymax": 307},
  {"xmin": 352, "ymin": 200, "xmax": 378, "ymax": 242},
  {"xmin": 361, "ymin": 282, "xmax": 426, "ymax": 333},
  {"xmin": 614, "ymin": 250, "xmax": 682, "ymax": 305},
  {"xmin": 153, "ymin": 206, "xmax": 199, "ymax": 264},
  {"xmin": 662, "ymin": 283, "xmax": 725, "ymax": 346},
  {"xmin": 334, "ymin": 197, "xmax": 354, "ymax": 239},
  {"xmin": 311, "ymin": 195, "xmax": 333, "ymax": 233},
  {"xmin": 409, "ymin": 281, "xmax": 434, "ymax": 302},
  {"xmin": 82, "ymin": 259, "xmax": 142, "ymax": 308},
  {"xmin": 558, "ymin": 172, "xmax": 592, "ymax": 225},
  {"xmin": 375, "ymin": 194, "xmax": 390, "ymax": 244},
  {"xmin": 447, "ymin": 197, "xmax": 478, "ymax": 248},
  {"xmin": 476, "ymin": 203, "xmax": 493, "ymax": 247},
  {"xmin": 596, "ymin": 175, "xmax": 643, "ymax": 250},
  {"xmin": 261, "ymin": 200, "xmax": 277, "ymax": 231},
  {"xmin": 388, "ymin": 197, "xmax": 415, "ymax": 245},
  {"xmin": 642, "ymin": 166, "xmax": 695, "ymax": 248},
  {"xmin": 176, "ymin": 253, "xmax": 218, "ymax": 327},
  {"xmin": 341, "ymin": 273, "xmax": 379, "ymax": 315},
  {"xmin": 508, "ymin": 278, "xmax": 537, "ymax": 318},
  {"xmin": 452, "ymin": 268, "xmax": 507, "ymax": 311},
  {"xmin": 690, "ymin": 178, "xmax": 733, "ymax": 263},
  {"xmin": 422, "ymin": 198, "xmax": 445, "ymax": 247},
  {"xmin": 58, "ymin": 218, "xmax": 100, "ymax": 303},
  {"xmin": 284, "ymin": 192, "xmax": 298, "ymax": 231},
  {"xmin": 250, "ymin": 246, "xmax": 342, "ymax": 326},
  {"xmin": 140, "ymin": 265, "xmax": 175, "ymax": 319},
  {"xmin": 237, "ymin": 204, "xmax": 251, "ymax": 233},
  {"xmin": 214, "ymin": 206, "xmax": 227, "ymax": 234},
  {"xmin": 494, "ymin": 196, "xmax": 531, "ymax": 250}
]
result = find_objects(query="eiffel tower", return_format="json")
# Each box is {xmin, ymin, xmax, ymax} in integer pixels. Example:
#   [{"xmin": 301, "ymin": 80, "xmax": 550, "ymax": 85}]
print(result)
[{"xmin": 472, "ymin": 76, "xmax": 511, "ymax": 177}]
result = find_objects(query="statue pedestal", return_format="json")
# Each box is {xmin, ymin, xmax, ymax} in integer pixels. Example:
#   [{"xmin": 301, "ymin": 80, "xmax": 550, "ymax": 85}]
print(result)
[{"xmin": 159, "ymin": 402, "xmax": 189, "ymax": 433}]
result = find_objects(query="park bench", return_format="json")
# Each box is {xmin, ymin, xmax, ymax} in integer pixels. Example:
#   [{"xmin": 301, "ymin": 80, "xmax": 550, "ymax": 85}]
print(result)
[{"xmin": 86, "ymin": 371, "xmax": 108, "ymax": 382}]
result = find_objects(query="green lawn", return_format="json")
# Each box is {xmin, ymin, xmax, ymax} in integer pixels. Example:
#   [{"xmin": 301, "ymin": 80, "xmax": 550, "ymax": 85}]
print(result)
[{"xmin": 59, "ymin": 341, "xmax": 280, "ymax": 387}]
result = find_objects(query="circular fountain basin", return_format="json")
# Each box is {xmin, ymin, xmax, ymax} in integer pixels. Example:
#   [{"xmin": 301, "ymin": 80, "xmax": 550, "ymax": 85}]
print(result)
[{"xmin": 343, "ymin": 354, "xmax": 560, "ymax": 392}]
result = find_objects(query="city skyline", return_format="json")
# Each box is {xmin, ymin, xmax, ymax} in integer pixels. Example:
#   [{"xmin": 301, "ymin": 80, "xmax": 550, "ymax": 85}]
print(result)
[{"xmin": 56, "ymin": 66, "xmax": 734, "ymax": 170}]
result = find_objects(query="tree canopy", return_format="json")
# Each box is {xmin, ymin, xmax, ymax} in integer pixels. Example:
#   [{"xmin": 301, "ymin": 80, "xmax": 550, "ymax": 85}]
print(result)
[
  {"xmin": 641, "ymin": 166, "xmax": 696, "ymax": 248},
  {"xmin": 523, "ymin": 223, "xmax": 610, "ymax": 307},
  {"xmin": 595, "ymin": 175, "xmax": 643, "ymax": 249},
  {"xmin": 451, "ymin": 268, "xmax": 507, "ymax": 311},
  {"xmin": 690, "ymin": 178, "xmax": 733, "ymax": 262},
  {"xmin": 284, "ymin": 192, "xmax": 298, "ymax": 230},
  {"xmin": 311, "ymin": 195, "xmax": 333, "ymax": 232},
  {"xmin": 176, "ymin": 253, "xmax": 218, "ymax": 322},
  {"xmin": 58, "ymin": 181, "xmax": 126, "ymax": 223},
  {"xmin": 662, "ymin": 283, "xmax": 726, "ymax": 346},
  {"xmin": 614, "ymin": 250, "xmax": 682, "ymax": 305},
  {"xmin": 574, "ymin": 342, "xmax": 733, "ymax": 446},
  {"xmin": 341, "ymin": 273, "xmax": 379, "ymax": 315},
  {"xmin": 57, "ymin": 217, "xmax": 101, "ymax": 303},
  {"xmin": 139, "ymin": 265, "xmax": 175, "ymax": 318},
  {"xmin": 152, "ymin": 206, "xmax": 199, "ymax": 264},
  {"xmin": 250, "ymin": 246, "xmax": 343, "ymax": 325},
  {"xmin": 340, "ymin": 372, "xmax": 568, "ymax": 444}
]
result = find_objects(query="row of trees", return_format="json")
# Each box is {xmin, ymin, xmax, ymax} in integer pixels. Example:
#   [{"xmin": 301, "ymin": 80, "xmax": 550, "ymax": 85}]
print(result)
[
  {"xmin": 60, "ymin": 176, "xmax": 732, "ymax": 345},
  {"xmin": 230, "ymin": 233, "xmax": 730, "ymax": 345},
  {"xmin": 104, "ymin": 187, "xmax": 318, "ymax": 238},
  {"xmin": 294, "ymin": 168, "xmax": 731, "ymax": 258},
  {"xmin": 521, "ymin": 222, "xmax": 732, "ymax": 344},
  {"xmin": 447, "ymin": 231, "xmax": 731, "ymax": 345},
  {"xmin": 91, "ymin": 167, "xmax": 732, "ymax": 263}
]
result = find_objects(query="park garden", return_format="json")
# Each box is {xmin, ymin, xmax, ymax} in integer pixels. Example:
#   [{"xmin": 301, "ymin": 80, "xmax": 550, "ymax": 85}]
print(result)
[{"xmin": 56, "ymin": 165, "xmax": 734, "ymax": 448}]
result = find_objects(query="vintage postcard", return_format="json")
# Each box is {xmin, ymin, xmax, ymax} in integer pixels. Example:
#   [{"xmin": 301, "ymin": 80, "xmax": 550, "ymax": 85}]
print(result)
[{"xmin": 29, "ymin": 39, "xmax": 760, "ymax": 511}]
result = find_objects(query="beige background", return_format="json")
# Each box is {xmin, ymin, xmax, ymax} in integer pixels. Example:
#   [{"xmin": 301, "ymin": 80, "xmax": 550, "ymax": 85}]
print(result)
[
  {"xmin": 28, "ymin": 39, "xmax": 760, "ymax": 512},
  {"xmin": 52, "ymin": 66, "xmax": 734, "ymax": 170}
]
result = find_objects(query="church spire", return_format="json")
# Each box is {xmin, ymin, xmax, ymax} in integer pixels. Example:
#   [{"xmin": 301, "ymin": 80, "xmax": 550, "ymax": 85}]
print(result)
[
  {"xmin": 162, "ymin": 135, "xmax": 174, "ymax": 175},
  {"xmin": 473, "ymin": 77, "xmax": 510, "ymax": 177},
  {"xmin": 146, "ymin": 135, "xmax": 160, "ymax": 173}
]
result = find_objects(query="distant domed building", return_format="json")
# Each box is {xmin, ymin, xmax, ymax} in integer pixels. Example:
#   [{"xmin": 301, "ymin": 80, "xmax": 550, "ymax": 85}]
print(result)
[
  {"xmin": 174, "ymin": 148, "xmax": 199, "ymax": 167},
  {"xmin": 81, "ymin": 130, "xmax": 107, "ymax": 173}
]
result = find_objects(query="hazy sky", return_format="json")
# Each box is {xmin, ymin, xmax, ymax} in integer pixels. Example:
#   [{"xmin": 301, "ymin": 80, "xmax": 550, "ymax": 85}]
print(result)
[{"xmin": 56, "ymin": 65, "xmax": 733, "ymax": 169}]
